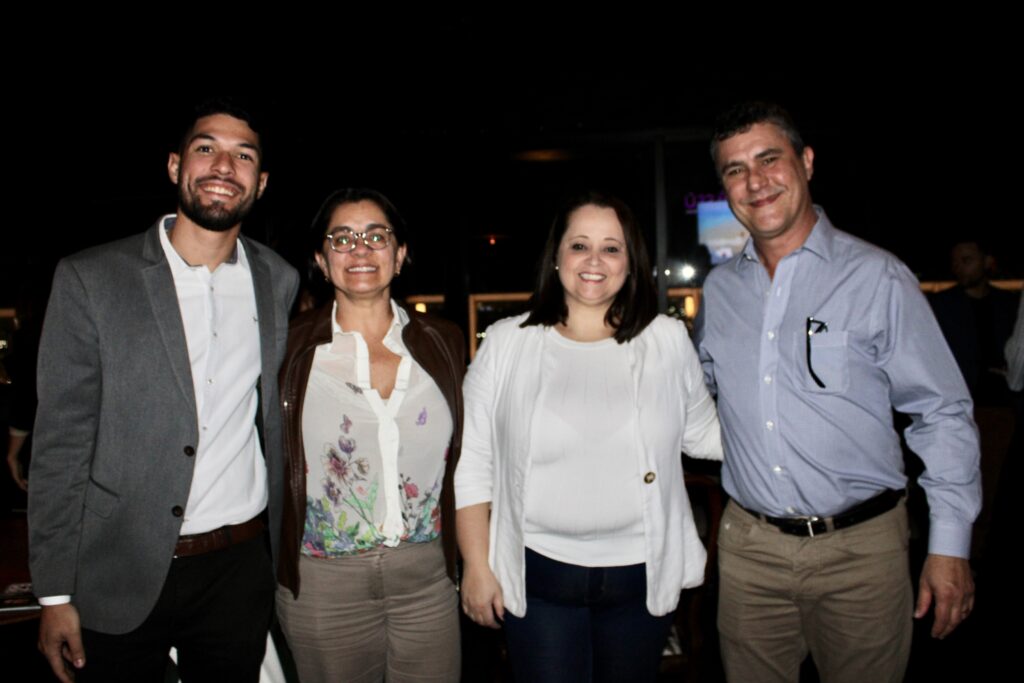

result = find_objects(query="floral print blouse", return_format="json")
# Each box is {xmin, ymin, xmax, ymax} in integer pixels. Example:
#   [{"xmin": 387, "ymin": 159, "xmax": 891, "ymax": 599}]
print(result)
[{"xmin": 301, "ymin": 301, "xmax": 454, "ymax": 557}]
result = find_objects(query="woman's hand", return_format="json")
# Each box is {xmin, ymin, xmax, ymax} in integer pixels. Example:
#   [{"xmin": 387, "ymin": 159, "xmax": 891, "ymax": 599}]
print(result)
[
  {"xmin": 456, "ymin": 502, "xmax": 504, "ymax": 628},
  {"xmin": 461, "ymin": 563, "xmax": 504, "ymax": 628}
]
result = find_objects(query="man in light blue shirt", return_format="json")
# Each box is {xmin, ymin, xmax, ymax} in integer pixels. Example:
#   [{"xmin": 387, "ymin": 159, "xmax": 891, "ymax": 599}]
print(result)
[{"xmin": 695, "ymin": 102, "xmax": 980, "ymax": 683}]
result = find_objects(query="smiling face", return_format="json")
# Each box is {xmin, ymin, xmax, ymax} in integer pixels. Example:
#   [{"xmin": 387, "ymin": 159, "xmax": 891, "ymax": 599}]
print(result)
[
  {"xmin": 315, "ymin": 200, "xmax": 407, "ymax": 303},
  {"xmin": 715, "ymin": 121, "xmax": 817, "ymax": 251},
  {"xmin": 556, "ymin": 204, "xmax": 629, "ymax": 315},
  {"xmin": 167, "ymin": 113, "xmax": 268, "ymax": 233}
]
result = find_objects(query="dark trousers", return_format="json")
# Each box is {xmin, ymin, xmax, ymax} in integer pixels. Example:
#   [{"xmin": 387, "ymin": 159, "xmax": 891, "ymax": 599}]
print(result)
[
  {"xmin": 503, "ymin": 548, "xmax": 673, "ymax": 683},
  {"xmin": 79, "ymin": 534, "xmax": 274, "ymax": 683}
]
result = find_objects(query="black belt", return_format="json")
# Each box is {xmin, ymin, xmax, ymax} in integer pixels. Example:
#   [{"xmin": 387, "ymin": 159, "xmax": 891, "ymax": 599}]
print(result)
[
  {"xmin": 174, "ymin": 515, "xmax": 266, "ymax": 557},
  {"xmin": 740, "ymin": 489, "xmax": 904, "ymax": 537}
]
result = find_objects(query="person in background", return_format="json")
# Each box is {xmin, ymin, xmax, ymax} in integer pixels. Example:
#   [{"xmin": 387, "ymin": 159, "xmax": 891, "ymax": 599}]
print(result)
[
  {"xmin": 930, "ymin": 240, "xmax": 1019, "ymax": 403},
  {"xmin": 930, "ymin": 240, "xmax": 1019, "ymax": 563}
]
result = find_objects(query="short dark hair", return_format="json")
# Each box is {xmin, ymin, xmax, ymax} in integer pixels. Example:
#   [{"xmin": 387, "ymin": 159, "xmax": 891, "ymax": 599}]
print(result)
[
  {"xmin": 521, "ymin": 191, "xmax": 657, "ymax": 343},
  {"xmin": 308, "ymin": 187, "xmax": 409, "ymax": 261},
  {"xmin": 175, "ymin": 96, "xmax": 269, "ymax": 167},
  {"xmin": 950, "ymin": 238, "xmax": 992, "ymax": 257},
  {"xmin": 710, "ymin": 101, "xmax": 805, "ymax": 163}
]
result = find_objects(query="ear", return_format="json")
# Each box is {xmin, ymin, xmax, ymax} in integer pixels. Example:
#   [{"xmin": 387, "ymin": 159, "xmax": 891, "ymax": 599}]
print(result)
[
  {"xmin": 167, "ymin": 152, "xmax": 181, "ymax": 185},
  {"xmin": 395, "ymin": 244, "xmax": 409, "ymax": 272},
  {"xmin": 802, "ymin": 146, "xmax": 815, "ymax": 181},
  {"xmin": 256, "ymin": 171, "xmax": 269, "ymax": 199},
  {"xmin": 314, "ymin": 251, "xmax": 330, "ymax": 281}
]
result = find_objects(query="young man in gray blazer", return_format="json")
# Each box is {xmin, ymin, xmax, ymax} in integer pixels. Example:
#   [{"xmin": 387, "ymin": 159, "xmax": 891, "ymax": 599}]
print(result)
[{"xmin": 29, "ymin": 98, "xmax": 299, "ymax": 682}]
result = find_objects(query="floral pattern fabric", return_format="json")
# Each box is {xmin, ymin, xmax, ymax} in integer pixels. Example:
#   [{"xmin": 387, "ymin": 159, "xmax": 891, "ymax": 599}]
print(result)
[{"xmin": 300, "ymin": 303, "xmax": 453, "ymax": 557}]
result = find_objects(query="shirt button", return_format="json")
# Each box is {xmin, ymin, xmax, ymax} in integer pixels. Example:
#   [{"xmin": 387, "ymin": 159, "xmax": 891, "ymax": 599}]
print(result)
[
  {"xmin": 772, "ymin": 465, "xmax": 782, "ymax": 473},
  {"xmin": 207, "ymin": 378, "xmax": 214, "ymax": 384},
  {"xmin": 643, "ymin": 472, "xmax": 656, "ymax": 484},
  {"xmin": 763, "ymin": 375, "xmax": 772, "ymax": 384},
  {"xmin": 786, "ymin": 506, "xmax": 796, "ymax": 514},
  {"xmin": 183, "ymin": 446, "xmax": 195, "ymax": 457},
  {"xmin": 766, "ymin": 420, "xmax": 775, "ymax": 430},
  {"xmin": 172, "ymin": 505, "xmax": 184, "ymax": 517},
  {"xmin": 212, "ymin": 331, "xmax": 218, "ymax": 338},
  {"xmin": 767, "ymin": 331, "xmax": 776, "ymax": 340}
]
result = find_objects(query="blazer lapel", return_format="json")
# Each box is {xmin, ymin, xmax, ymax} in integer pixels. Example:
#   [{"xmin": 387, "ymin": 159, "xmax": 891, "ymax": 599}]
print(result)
[
  {"xmin": 141, "ymin": 222, "xmax": 197, "ymax": 413},
  {"xmin": 244, "ymin": 237, "xmax": 277, "ymax": 421}
]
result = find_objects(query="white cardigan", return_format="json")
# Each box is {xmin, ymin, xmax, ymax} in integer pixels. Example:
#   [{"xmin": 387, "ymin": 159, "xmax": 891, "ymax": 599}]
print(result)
[{"xmin": 455, "ymin": 314, "xmax": 723, "ymax": 617}]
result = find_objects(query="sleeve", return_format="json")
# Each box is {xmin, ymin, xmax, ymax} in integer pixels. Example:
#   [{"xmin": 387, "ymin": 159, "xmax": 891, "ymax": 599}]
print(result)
[
  {"xmin": 453, "ymin": 325, "xmax": 500, "ymax": 510},
  {"xmin": 28, "ymin": 259, "xmax": 103, "ymax": 597},
  {"xmin": 679, "ymin": 325, "xmax": 723, "ymax": 461},
  {"xmin": 692, "ymin": 289, "xmax": 718, "ymax": 398},
  {"xmin": 876, "ymin": 260, "xmax": 981, "ymax": 558},
  {"xmin": 1006, "ymin": 293, "xmax": 1024, "ymax": 392}
]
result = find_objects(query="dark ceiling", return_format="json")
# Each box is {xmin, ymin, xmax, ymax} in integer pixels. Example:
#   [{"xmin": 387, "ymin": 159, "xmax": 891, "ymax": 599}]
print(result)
[{"xmin": 4, "ymin": 21, "xmax": 1015, "ymax": 313}]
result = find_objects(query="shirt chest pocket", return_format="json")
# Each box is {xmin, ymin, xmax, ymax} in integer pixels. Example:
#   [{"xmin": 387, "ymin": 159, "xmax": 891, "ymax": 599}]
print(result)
[{"xmin": 803, "ymin": 330, "xmax": 850, "ymax": 394}]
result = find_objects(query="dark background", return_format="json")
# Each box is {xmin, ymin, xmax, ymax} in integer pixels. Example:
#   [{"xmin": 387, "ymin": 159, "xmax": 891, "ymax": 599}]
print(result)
[
  {"xmin": 1, "ymin": 18, "xmax": 1017, "ymax": 681},
  {"xmin": 3, "ymin": 19, "xmax": 1017, "ymax": 318}
]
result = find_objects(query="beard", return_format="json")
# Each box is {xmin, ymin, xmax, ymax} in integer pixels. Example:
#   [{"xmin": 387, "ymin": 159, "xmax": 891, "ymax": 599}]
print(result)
[{"xmin": 177, "ymin": 179, "xmax": 257, "ymax": 233}]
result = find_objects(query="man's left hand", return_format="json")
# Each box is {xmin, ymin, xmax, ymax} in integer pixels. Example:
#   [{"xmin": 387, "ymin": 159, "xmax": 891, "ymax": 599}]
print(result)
[{"xmin": 915, "ymin": 553, "xmax": 974, "ymax": 639}]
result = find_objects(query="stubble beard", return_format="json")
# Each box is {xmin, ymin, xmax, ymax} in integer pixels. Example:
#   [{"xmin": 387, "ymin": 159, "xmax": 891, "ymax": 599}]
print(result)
[{"xmin": 177, "ymin": 182, "xmax": 256, "ymax": 233}]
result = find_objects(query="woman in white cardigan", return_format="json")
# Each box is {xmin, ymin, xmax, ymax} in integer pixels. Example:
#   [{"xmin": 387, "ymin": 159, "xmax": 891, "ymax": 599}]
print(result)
[{"xmin": 455, "ymin": 191, "xmax": 723, "ymax": 682}]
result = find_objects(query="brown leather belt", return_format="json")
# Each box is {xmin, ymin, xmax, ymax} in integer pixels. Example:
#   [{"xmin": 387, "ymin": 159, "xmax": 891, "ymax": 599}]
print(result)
[
  {"xmin": 174, "ymin": 515, "xmax": 266, "ymax": 558},
  {"xmin": 740, "ymin": 489, "xmax": 904, "ymax": 537}
]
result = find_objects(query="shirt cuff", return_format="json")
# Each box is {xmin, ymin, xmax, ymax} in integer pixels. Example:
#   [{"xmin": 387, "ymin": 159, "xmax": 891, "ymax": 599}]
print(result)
[
  {"xmin": 38, "ymin": 595, "xmax": 72, "ymax": 606},
  {"xmin": 927, "ymin": 519, "xmax": 972, "ymax": 559}
]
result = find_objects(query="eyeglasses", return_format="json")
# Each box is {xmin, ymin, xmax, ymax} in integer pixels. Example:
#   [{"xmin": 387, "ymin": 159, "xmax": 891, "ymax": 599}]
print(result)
[
  {"xmin": 806, "ymin": 316, "xmax": 828, "ymax": 388},
  {"xmin": 325, "ymin": 226, "xmax": 393, "ymax": 253}
]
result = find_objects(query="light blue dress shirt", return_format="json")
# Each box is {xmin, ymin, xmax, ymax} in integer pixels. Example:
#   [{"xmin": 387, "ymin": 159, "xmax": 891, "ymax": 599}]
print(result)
[{"xmin": 695, "ymin": 208, "xmax": 981, "ymax": 558}]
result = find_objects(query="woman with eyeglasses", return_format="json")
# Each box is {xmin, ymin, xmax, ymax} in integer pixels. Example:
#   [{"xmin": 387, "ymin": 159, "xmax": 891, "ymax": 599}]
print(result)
[
  {"xmin": 277, "ymin": 188, "xmax": 464, "ymax": 682},
  {"xmin": 455, "ymin": 191, "xmax": 723, "ymax": 682}
]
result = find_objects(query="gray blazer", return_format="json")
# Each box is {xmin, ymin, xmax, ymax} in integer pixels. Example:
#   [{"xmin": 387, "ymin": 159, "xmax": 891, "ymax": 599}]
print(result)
[{"xmin": 28, "ymin": 219, "xmax": 299, "ymax": 634}]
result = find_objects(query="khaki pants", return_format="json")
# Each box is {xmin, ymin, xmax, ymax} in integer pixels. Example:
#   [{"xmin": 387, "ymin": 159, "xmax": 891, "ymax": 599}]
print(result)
[
  {"xmin": 276, "ymin": 539, "xmax": 460, "ymax": 683},
  {"xmin": 717, "ymin": 500, "xmax": 912, "ymax": 683}
]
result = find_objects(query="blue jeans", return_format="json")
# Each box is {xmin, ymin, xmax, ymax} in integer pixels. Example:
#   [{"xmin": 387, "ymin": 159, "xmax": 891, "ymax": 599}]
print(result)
[{"xmin": 503, "ymin": 548, "xmax": 674, "ymax": 683}]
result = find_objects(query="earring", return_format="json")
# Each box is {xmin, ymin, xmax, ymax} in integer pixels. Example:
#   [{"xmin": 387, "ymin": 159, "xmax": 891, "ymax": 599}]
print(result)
[{"xmin": 554, "ymin": 265, "xmax": 559, "ymax": 271}]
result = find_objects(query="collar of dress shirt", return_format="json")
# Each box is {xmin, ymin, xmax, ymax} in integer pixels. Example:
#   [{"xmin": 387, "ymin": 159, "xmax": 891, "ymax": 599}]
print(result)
[
  {"xmin": 328, "ymin": 298, "xmax": 409, "ymax": 352},
  {"xmin": 159, "ymin": 214, "xmax": 241, "ymax": 270},
  {"xmin": 736, "ymin": 205, "xmax": 835, "ymax": 269}
]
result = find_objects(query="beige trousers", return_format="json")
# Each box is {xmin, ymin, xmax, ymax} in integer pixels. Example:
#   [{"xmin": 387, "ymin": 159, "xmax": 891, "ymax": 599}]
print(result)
[
  {"xmin": 276, "ymin": 539, "xmax": 460, "ymax": 683},
  {"xmin": 717, "ymin": 500, "xmax": 912, "ymax": 683}
]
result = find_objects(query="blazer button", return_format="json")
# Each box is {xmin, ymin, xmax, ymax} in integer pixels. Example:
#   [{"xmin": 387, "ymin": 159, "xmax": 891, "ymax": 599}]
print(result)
[
  {"xmin": 172, "ymin": 505, "xmax": 184, "ymax": 517},
  {"xmin": 183, "ymin": 446, "xmax": 195, "ymax": 457},
  {"xmin": 644, "ymin": 472, "xmax": 656, "ymax": 484}
]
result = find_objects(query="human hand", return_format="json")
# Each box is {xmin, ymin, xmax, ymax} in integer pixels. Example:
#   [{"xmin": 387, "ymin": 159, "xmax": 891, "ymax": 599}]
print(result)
[
  {"xmin": 38, "ymin": 603, "xmax": 85, "ymax": 683},
  {"xmin": 915, "ymin": 553, "xmax": 975, "ymax": 639},
  {"xmin": 460, "ymin": 563, "xmax": 505, "ymax": 629}
]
